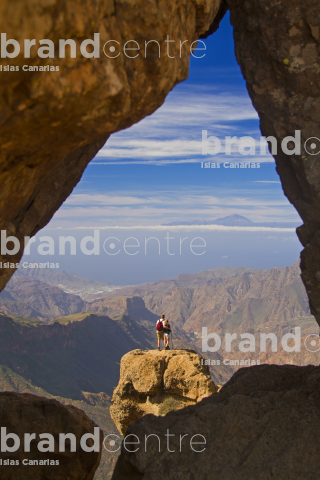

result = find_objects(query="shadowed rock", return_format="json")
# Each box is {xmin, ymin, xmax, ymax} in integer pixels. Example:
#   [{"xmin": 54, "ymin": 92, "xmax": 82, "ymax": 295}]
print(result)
[
  {"xmin": 111, "ymin": 364, "xmax": 320, "ymax": 480},
  {"xmin": 110, "ymin": 349, "xmax": 216, "ymax": 435},
  {"xmin": 226, "ymin": 0, "xmax": 320, "ymax": 324},
  {"xmin": 0, "ymin": 0, "xmax": 222, "ymax": 291},
  {"xmin": 0, "ymin": 392, "xmax": 103, "ymax": 480}
]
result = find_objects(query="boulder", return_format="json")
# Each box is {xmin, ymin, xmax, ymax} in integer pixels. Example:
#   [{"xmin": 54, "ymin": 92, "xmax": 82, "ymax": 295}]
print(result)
[
  {"xmin": 110, "ymin": 349, "xmax": 216, "ymax": 435},
  {"xmin": 0, "ymin": 392, "xmax": 103, "ymax": 480},
  {"xmin": 111, "ymin": 364, "xmax": 320, "ymax": 480}
]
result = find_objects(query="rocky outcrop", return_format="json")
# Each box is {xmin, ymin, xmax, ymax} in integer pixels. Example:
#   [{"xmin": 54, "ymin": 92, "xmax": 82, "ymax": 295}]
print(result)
[
  {"xmin": 111, "ymin": 364, "xmax": 320, "ymax": 480},
  {"xmin": 0, "ymin": 391, "xmax": 103, "ymax": 480},
  {"xmin": 226, "ymin": 0, "xmax": 320, "ymax": 323},
  {"xmin": 0, "ymin": 0, "xmax": 222, "ymax": 292},
  {"xmin": 86, "ymin": 296, "xmax": 158, "ymax": 323},
  {"xmin": 110, "ymin": 349, "xmax": 216, "ymax": 435}
]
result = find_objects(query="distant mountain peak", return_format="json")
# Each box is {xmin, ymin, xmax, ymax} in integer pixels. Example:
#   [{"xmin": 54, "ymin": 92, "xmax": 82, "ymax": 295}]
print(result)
[
  {"xmin": 163, "ymin": 214, "xmax": 299, "ymax": 228},
  {"xmin": 213, "ymin": 214, "xmax": 253, "ymax": 225}
]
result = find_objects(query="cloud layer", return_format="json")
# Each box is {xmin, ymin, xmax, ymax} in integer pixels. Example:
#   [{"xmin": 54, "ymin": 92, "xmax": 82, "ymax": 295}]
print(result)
[{"xmin": 93, "ymin": 87, "xmax": 273, "ymax": 165}]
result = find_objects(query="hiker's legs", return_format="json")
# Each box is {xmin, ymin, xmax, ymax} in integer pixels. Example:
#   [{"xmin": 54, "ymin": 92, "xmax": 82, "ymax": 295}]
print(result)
[{"xmin": 157, "ymin": 331, "xmax": 164, "ymax": 350}]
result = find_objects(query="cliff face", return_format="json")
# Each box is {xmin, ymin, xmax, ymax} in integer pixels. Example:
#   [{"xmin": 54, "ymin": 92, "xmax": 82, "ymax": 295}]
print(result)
[
  {"xmin": 0, "ymin": 313, "xmax": 154, "ymax": 399},
  {"xmin": 0, "ymin": 392, "xmax": 103, "ymax": 480},
  {"xmin": 139, "ymin": 263, "xmax": 310, "ymax": 331},
  {"xmin": 86, "ymin": 296, "xmax": 159, "ymax": 323},
  {"xmin": 226, "ymin": 0, "xmax": 320, "ymax": 323},
  {"xmin": 0, "ymin": 0, "xmax": 222, "ymax": 291},
  {"xmin": 110, "ymin": 349, "xmax": 216, "ymax": 435},
  {"xmin": 112, "ymin": 364, "xmax": 320, "ymax": 480}
]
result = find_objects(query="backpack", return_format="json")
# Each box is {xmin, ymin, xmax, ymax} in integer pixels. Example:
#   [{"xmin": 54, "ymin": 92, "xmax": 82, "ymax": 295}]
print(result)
[{"xmin": 156, "ymin": 320, "xmax": 164, "ymax": 331}]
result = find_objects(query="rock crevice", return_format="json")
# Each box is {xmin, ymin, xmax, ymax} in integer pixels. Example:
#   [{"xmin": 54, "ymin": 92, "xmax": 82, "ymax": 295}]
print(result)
[
  {"xmin": 110, "ymin": 349, "xmax": 216, "ymax": 435},
  {"xmin": 112, "ymin": 365, "xmax": 320, "ymax": 480}
]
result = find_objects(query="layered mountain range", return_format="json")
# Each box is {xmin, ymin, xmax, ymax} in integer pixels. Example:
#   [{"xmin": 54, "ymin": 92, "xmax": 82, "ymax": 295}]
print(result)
[
  {"xmin": 0, "ymin": 262, "xmax": 313, "ymax": 336},
  {"xmin": 85, "ymin": 262, "xmax": 310, "ymax": 334},
  {"xmin": 0, "ymin": 262, "xmax": 318, "ymax": 384},
  {"xmin": 0, "ymin": 262, "xmax": 319, "ymax": 479},
  {"xmin": 86, "ymin": 262, "xmax": 319, "ymax": 382},
  {"xmin": 0, "ymin": 277, "xmax": 85, "ymax": 321},
  {"xmin": 15, "ymin": 266, "xmax": 125, "ymax": 300}
]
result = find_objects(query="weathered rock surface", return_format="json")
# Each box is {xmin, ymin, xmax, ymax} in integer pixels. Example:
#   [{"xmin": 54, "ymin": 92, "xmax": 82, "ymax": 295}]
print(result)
[
  {"xmin": 0, "ymin": 0, "xmax": 222, "ymax": 291},
  {"xmin": 110, "ymin": 349, "xmax": 216, "ymax": 435},
  {"xmin": 111, "ymin": 364, "xmax": 320, "ymax": 480},
  {"xmin": 0, "ymin": 391, "xmax": 103, "ymax": 480},
  {"xmin": 226, "ymin": 0, "xmax": 320, "ymax": 324}
]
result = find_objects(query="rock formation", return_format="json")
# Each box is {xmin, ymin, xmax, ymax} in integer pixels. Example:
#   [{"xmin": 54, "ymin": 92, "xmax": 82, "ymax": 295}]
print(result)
[
  {"xmin": 86, "ymin": 296, "xmax": 158, "ymax": 323},
  {"xmin": 111, "ymin": 364, "xmax": 320, "ymax": 480},
  {"xmin": 0, "ymin": 0, "xmax": 222, "ymax": 291},
  {"xmin": 0, "ymin": 391, "xmax": 103, "ymax": 480},
  {"xmin": 1, "ymin": 1, "xmax": 320, "ymax": 478},
  {"xmin": 110, "ymin": 349, "xmax": 216, "ymax": 436},
  {"xmin": 225, "ymin": 0, "xmax": 320, "ymax": 324}
]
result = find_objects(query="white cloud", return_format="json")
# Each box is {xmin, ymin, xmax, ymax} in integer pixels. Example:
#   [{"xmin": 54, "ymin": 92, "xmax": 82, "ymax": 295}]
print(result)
[
  {"xmin": 92, "ymin": 159, "xmax": 202, "ymax": 165},
  {"xmin": 63, "ymin": 192, "xmax": 291, "ymax": 208},
  {"xmin": 51, "ymin": 205, "xmax": 300, "ymax": 229},
  {"xmin": 93, "ymin": 87, "xmax": 275, "ymax": 165},
  {"xmin": 51, "ymin": 186, "xmax": 301, "ymax": 228},
  {"xmin": 47, "ymin": 224, "xmax": 297, "ymax": 232},
  {"xmin": 254, "ymin": 181, "xmax": 281, "ymax": 184}
]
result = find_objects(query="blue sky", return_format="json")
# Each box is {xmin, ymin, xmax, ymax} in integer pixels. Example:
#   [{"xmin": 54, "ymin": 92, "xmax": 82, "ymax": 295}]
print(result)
[
  {"xmin": 47, "ymin": 12, "xmax": 301, "ymax": 230},
  {"xmin": 27, "ymin": 13, "xmax": 303, "ymax": 283}
]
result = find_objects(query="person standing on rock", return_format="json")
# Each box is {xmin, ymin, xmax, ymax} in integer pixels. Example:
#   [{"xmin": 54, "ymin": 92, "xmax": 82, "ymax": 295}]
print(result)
[
  {"xmin": 163, "ymin": 319, "xmax": 172, "ymax": 350},
  {"xmin": 156, "ymin": 314, "xmax": 165, "ymax": 350}
]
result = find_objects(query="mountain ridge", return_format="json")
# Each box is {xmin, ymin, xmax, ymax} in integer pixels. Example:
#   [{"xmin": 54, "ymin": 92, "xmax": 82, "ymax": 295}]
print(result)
[{"xmin": 0, "ymin": 277, "xmax": 85, "ymax": 322}]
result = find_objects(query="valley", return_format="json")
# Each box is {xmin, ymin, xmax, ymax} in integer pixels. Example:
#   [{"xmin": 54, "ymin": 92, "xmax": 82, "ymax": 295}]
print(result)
[{"xmin": 0, "ymin": 262, "xmax": 319, "ymax": 478}]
